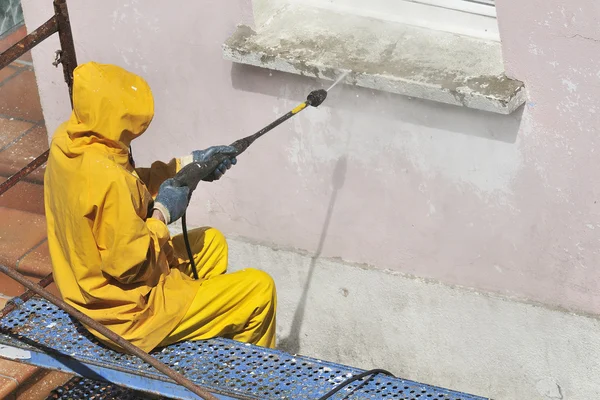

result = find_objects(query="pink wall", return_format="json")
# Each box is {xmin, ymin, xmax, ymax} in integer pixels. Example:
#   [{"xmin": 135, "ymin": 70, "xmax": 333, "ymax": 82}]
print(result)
[
  {"xmin": 496, "ymin": 0, "xmax": 600, "ymax": 311},
  {"xmin": 22, "ymin": 0, "xmax": 600, "ymax": 314}
]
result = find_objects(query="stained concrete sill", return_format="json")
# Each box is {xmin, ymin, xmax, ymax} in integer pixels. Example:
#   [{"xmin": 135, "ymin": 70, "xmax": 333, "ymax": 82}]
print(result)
[{"xmin": 223, "ymin": 5, "xmax": 525, "ymax": 114}]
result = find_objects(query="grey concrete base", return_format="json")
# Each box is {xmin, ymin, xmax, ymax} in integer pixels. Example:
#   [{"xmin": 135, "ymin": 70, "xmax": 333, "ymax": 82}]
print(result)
[{"xmin": 223, "ymin": 236, "xmax": 600, "ymax": 400}]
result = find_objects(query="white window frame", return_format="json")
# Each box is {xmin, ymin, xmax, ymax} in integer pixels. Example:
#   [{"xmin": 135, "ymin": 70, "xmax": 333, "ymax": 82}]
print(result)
[{"xmin": 297, "ymin": 0, "xmax": 500, "ymax": 41}]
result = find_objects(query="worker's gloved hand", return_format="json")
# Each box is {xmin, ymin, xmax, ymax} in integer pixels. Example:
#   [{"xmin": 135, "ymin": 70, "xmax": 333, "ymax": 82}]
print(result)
[
  {"xmin": 192, "ymin": 145, "xmax": 238, "ymax": 182},
  {"xmin": 153, "ymin": 178, "xmax": 190, "ymax": 224}
]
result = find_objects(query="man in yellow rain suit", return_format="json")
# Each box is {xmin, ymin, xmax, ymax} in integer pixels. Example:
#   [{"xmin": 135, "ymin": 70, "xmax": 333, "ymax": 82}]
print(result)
[{"xmin": 44, "ymin": 61, "xmax": 276, "ymax": 353}]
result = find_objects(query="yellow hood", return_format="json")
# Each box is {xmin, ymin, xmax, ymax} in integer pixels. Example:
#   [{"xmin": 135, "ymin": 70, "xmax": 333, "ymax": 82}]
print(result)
[{"xmin": 66, "ymin": 62, "xmax": 154, "ymax": 149}]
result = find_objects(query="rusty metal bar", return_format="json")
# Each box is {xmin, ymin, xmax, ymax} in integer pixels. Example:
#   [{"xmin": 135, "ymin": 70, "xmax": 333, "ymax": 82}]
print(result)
[
  {"xmin": 0, "ymin": 273, "xmax": 53, "ymax": 319},
  {"xmin": 53, "ymin": 0, "xmax": 77, "ymax": 104},
  {"xmin": 0, "ymin": 150, "xmax": 49, "ymax": 196},
  {"xmin": 0, "ymin": 264, "xmax": 218, "ymax": 400},
  {"xmin": 0, "ymin": 16, "xmax": 58, "ymax": 70}
]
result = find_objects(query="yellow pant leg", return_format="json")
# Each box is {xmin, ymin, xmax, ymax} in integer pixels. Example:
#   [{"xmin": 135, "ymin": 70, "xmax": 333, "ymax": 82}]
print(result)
[
  {"xmin": 165, "ymin": 227, "xmax": 277, "ymax": 348},
  {"xmin": 171, "ymin": 227, "xmax": 228, "ymax": 279}
]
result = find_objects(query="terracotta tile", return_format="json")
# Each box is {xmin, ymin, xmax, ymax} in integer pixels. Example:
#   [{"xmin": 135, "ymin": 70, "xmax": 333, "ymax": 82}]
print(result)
[
  {"xmin": 0, "ymin": 359, "xmax": 38, "ymax": 385},
  {"xmin": 18, "ymin": 52, "xmax": 32, "ymax": 64},
  {"xmin": 0, "ymin": 70, "xmax": 43, "ymax": 123},
  {"xmin": 0, "ymin": 66, "xmax": 19, "ymax": 85},
  {"xmin": 0, "ymin": 25, "xmax": 32, "ymax": 65},
  {"xmin": 44, "ymin": 282, "xmax": 60, "ymax": 298},
  {"xmin": 0, "ymin": 280, "xmax": 60, "ymax": 299},
  {"xmin": 0, "ymin": 374, "xmax": 18, "ymax": 399},
  {"xmin": 0, "ymin": 275, "xmax": 25, "ymax": 297},
  {"xmin": 0, "ymin": 207, "xmax": 46, "ymax": 269},
  {"xmin": 0, "ymin": 26, "xmax": 26, "ymax": 54},
  {"xmin": 0, "ymin": 117, "xmax": 33, "ymax": 149},
  {"xmin": 0, "ymin": 278, "xmax": 58, "ymax": 303},
  {"xmin": 0, "ymin": 25, "xmax": 32, "ymax": 66},
  {"xmin": 0, "ymin": 165, "xmax": 46, "ymax": 186},
  {"xmin": 11, "ymin": 52, "xmax": 33, "ymax": 66},
  {"xmin": 0, "ymin": 172, "xmax": 45, "ymax": 191},
  {"xmin": 16, "ymin": 370, "xmax": 72, "ymax": 400},
  {"xmin": 17, "ymin": 240, "xmax": 50, "ymax": 278},
  {"xmin": 0, "ymin": 208, "xmax": 46, "ymax": 296},
  {"xmin": 0, "ymin": 179, "xmax": 44, "ymax": 215},
  {"xmin": 0, "ymin": 272, "xmax": 34, "ymax": 297},
  {"xmin": 0, "ymin": 125, "xmax": 48, "ymax": 180}
]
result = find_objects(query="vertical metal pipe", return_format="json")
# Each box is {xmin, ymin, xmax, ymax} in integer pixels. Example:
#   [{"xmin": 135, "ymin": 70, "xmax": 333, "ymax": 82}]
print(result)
[{"xmin": 53, "ymin": 0, "xmax": 77, "ymax": 105}]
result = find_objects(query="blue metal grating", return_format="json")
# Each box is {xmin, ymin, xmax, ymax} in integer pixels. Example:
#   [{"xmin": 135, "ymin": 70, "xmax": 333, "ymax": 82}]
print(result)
[
  {"xmin": 0, "ymin": 297, "xmax": 488, "ymax": 400},
  {"xmin": 46, "ymin": 377, "xmax": 163, "ymax": 399}
]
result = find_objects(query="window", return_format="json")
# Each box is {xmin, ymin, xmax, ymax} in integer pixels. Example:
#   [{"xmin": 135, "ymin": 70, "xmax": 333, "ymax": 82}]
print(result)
[{"xmin": 298, "ymin": 0, "xmax": 499, "ymax": 41}]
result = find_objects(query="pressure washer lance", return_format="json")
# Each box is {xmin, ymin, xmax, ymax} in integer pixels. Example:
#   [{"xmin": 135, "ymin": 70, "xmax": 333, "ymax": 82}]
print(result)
[{"xmin": 173, "ymin": 88, "xmax": 329, "ymax": 280}]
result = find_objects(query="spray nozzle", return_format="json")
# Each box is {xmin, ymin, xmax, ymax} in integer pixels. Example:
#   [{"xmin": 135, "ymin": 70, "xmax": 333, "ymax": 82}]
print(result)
[{"xmin": 306, "ymin": 89, "xmax": 327, "ymax": 107}]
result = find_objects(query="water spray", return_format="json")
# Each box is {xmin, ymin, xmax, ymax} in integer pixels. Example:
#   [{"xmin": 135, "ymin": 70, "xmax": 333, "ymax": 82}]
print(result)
[
  {"xmin": 326, "ymin": 71, "xmax": 349, "ymax": 92},
  {"xmin": 173, "ymin": 72, "xmax": 349, "ymax": 279}
]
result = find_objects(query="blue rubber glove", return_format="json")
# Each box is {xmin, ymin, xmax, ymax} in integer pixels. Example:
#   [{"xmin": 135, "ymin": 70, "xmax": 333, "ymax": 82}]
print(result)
[
  {"xmin": 153, "ymin": 178, "xmax": 190, "ymax": 224},
  {"xmin": 192, "ymin": 145, "xmax": 238, "ymax": 182}
]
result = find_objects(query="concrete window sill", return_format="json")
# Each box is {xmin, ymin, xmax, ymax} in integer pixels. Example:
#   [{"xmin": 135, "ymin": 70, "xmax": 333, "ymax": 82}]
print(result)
[{"xmin": 222, "ymin": 5, "xmax": 525, "ymax": 115}]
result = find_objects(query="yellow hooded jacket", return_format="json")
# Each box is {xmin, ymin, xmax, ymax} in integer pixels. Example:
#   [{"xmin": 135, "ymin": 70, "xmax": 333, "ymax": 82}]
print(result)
[{"xmin": 44, "ymin": 62, "xmax": 201, "ymax": 352}]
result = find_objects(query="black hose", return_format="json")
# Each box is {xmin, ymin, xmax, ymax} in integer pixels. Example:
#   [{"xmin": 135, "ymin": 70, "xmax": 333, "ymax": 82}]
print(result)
[
  {"xmin": 181, "ymin": 212, "xmax": 199, "ymax": 280},
  {"xmin": 316, "ymin": 369, "xmax": 395, "ymax": 400}
]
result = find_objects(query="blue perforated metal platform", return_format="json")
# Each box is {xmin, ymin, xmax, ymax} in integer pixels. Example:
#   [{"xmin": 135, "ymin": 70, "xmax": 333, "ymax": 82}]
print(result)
[
  {"xmin": 47, "ymin": 377, "xmax": 162, "ymax": 399},
  {"xmin": 0, "ymin": 297, "xmax": 488, "ymax": 400}
]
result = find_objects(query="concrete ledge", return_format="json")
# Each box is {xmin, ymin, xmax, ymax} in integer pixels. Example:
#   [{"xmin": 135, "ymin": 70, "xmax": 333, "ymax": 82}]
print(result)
[{"xmin": 223, "ymin": 5, "xmax": 525, "ymax": 114}]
